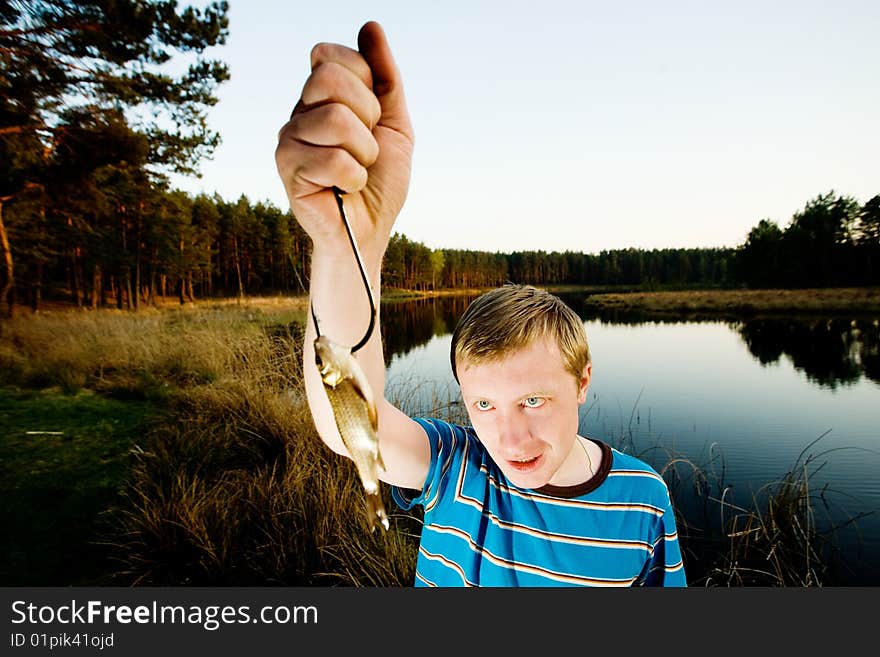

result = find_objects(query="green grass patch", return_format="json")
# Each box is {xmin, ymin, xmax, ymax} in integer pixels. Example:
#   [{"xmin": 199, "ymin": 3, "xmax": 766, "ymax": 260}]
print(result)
[{"xmin": 0, "ymin": 386, "xmax": 163, "ymax": 585}]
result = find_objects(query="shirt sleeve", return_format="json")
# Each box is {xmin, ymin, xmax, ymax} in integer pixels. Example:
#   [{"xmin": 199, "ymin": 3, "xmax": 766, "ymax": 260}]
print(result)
[
  {"xmin": 640, "ymin": 488, "xmax": 688, "ymax": 587},
  {"xmin": 390, "ymin": 417, "xmax": 448, "ymax": 511}
]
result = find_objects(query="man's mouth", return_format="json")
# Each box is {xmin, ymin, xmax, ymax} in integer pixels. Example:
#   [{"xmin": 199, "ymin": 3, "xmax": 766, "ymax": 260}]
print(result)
[{"xmin": 508, "ymin": 454, "xmax": 541, "ymax": 472}]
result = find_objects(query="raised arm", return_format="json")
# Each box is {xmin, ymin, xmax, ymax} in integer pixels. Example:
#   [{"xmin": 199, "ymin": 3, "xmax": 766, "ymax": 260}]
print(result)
[{"xmin": 274, "ymin": 21, "xmax": 430, "ymax": 490}]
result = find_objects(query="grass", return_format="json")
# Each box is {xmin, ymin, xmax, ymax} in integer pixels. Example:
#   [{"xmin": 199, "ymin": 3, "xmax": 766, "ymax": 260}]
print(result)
[
  {"xmin": 605, "ymin": 403, "xmax": 874, "ymax": 586},
  {"xmin": 0, "ymin": 386, "xmax": 161, "ymax": 584},
  {"xmin": 582, "ymin": 287, "xmax": 880, "ymax": 317},
  {"xmin": 381, "ymin": 286, "xmax": 492, "ymax": 301},
  {"xmin": 0, "ymin": 297, "xmax": 419, "ymax": 586},
  {"xmin": 697, "ymin": 433, "xmax": 875, "ymax": 586},
  {"xmin": 1, "ymin": 295, "xmax": 869, "ymax": 586}
]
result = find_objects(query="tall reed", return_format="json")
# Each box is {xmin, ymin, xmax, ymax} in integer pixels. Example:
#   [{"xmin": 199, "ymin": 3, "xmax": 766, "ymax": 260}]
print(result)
[{"xmin": 102, "ymin": 306, "xmax": 419, "ymax": 585}]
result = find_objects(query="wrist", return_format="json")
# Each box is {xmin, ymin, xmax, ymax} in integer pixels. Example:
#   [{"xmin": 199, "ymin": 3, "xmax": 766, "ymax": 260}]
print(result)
[
  {"xmin": 311, "ymin": 243, "xmax": 382, "ymax": 289},
  {"xmin": 312, "ymin": 236, "xmax": 384, "ymax": 277}
]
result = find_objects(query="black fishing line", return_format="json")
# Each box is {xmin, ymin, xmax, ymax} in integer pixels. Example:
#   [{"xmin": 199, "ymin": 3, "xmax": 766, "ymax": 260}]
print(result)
[{"xmin": 310, "ymin": 186, "xmax": 377, "ymax": 355}]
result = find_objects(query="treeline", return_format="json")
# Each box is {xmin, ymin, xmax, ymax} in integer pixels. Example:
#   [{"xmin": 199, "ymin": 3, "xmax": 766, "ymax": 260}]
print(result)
[
  {"xmin": 384, "ymin": 240, "xmax": 734, "ymax": 290},
  {"xmin": 1, "ymin": 187, "xmax": 737, "ymax": 307},
  {"xmin": 381, "ymin": 190, "xmax": 879, "ymax": 291},
  {"xmin": 5, "ymin": 185, "xmax": 880, "ymax": 312},
  {"xmin": 5, "ymin": 188, "xmax": 312, "ymax": 309}
]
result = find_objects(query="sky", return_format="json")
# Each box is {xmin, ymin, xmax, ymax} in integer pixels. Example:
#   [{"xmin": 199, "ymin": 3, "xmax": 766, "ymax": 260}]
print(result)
[{"xmin": 170, "ymin": 0, "xmax": 880, "ymax": 254}]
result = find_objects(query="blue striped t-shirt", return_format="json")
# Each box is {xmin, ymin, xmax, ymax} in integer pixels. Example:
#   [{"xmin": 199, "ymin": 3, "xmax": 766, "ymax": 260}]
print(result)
[{"xmin": 391, "ymin": 417, "xmax": 687, "ymax": 587}]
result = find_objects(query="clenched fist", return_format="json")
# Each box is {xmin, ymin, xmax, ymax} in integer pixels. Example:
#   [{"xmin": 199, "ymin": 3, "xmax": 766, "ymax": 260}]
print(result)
[{"xmin": 275, "ymin": 21, "xmax": 414, "ymax": 262}]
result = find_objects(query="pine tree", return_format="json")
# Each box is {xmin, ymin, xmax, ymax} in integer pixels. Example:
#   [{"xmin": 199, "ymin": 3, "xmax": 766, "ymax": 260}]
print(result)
[{"xmin": 0, "ymin": 0, "xmax": 229, "ymax": 314}]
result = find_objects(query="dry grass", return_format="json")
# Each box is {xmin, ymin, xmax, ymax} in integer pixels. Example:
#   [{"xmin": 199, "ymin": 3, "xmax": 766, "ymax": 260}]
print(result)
[
  {"xmin": 696, "ymin": 433, "xmax": 873, "ymax": 586},
  {"xmin": 653, "ymin": 433, "xmax": 872, "ymax": 587},
  {"xmin": 0, "ymin": 298, "xmax": 308, "ymax": 394},
  {"xmin": 1, "ymin": 298, "xmax": 420, "ymax": 586},
  {"xmin": 583, "ymin": 287, "xmax": 880, "ymax": 316},
  {"xmin": 386, "ymin": 372, "xmax": 469, "ymax": 426}
]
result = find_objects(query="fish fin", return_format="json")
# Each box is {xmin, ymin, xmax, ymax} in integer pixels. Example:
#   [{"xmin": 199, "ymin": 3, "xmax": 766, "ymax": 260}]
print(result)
[{"xmin": 365, "ymin": 492, "xmax": 389, "ymax": 533}]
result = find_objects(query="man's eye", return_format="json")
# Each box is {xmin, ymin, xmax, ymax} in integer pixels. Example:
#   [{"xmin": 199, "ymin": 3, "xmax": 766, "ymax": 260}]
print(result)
[
  {"xmin": 475, "ymin": 400, "xmax": 492, "ymax": 411},
  {"xmin": 523, "ymin": 397, "xmax": 545, "ymax": 408}
]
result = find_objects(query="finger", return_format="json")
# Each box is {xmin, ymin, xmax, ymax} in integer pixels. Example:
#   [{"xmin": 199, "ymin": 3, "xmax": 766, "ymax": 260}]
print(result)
[
  {"xmin": 285, "ymin": 103, "xmax": 379, "ymax": 168},
  {"xmin": 357, "ymin": 21, "xmax": 413, "ymax": 140},
  {"xmin": 275, "ymin": 141, "xmax": 368, "ymax": 197},
  {"xmin": 289, "ymin": 98, "xmax": 304, "ymax": 121},
  {"xmin": 310, "ymin": 42, "xmax": 373, "ymax": 89},
  {"xmin": 301, "ymin": 61, "xmax": 382, "ymax": 130}
]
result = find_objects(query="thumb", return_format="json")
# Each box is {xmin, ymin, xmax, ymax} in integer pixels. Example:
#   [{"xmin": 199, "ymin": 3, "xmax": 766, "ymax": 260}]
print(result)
[{"xmin": 358, "ymin": 21, "xmax": 413, "ymax": 140}]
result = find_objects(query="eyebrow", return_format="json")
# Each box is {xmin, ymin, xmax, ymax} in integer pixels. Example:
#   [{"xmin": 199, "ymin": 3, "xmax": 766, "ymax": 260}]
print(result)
[{"xmin": 464, "ymin": 389, "xmax": 556, "ymax": 401}]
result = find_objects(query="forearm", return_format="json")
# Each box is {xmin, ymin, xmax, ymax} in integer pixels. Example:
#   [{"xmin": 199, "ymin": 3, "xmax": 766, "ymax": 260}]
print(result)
[{"xmin": 303, "ymin": 240, "xmax": 387, "ymax": 456}]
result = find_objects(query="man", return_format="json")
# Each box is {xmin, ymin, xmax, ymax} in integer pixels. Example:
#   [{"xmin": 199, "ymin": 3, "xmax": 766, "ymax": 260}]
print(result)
[{"xmin": 275, "ymin": 21, "xmax": 686, "ymax": 586}]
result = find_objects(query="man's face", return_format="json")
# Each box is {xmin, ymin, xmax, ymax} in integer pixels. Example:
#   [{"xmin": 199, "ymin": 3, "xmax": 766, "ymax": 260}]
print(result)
[{"xmin": 457, "ymin": 337, "xmax": 591, "ymax": 489}]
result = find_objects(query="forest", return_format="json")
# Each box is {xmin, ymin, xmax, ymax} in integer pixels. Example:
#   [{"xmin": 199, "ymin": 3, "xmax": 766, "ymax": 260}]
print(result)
[{"xmin": 2, "ymin": 2, "xmax": 878, "ymax": 317}]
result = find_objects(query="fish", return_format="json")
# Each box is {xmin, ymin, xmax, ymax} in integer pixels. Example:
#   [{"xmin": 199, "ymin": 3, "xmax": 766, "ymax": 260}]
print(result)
[{"xmin": 314, "ymin": 334, "xmax": 390, "ymax": 532}]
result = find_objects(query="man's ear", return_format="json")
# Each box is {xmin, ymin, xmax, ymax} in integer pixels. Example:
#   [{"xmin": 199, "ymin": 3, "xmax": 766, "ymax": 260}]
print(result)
[{"xmin": 577, "ymin": 362, "xmax": 592, "ymax": 404}]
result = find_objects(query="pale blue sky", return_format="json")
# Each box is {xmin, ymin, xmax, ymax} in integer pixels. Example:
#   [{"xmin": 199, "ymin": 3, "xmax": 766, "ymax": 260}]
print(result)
[{"xmin": 171, "ymin": 0, "xmax": 880, "ymax": 253}]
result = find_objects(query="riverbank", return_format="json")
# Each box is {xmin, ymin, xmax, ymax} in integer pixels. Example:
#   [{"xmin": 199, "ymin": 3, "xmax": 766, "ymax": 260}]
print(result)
[
  {"xmin": 18, "ymin": 286, "xmax": 880, "ymax": 316},
  {"xmin": 581, "ymin": 287, "xmax": 880, "ymax": 316},
  {"xmin": 382, "ymin": 285, "xmax": 880, "ymax": 316}
]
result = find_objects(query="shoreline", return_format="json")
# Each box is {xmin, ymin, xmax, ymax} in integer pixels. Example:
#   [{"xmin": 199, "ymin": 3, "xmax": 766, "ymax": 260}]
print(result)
[
  {"xmin": 579, "ymin": 287, "xmax": 880, "ymax": 315},
  {"xmin": 382, "ymin": 285, "xmax": 880, "ymax": 315},
  {"xmin": 8, "ymin": 286, "xmax": 880, "ymax": 316}
]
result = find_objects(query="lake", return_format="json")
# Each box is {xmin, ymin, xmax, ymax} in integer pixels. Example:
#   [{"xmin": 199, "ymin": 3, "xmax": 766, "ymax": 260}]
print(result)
[{"xmin": 379, "ymin": 293, "xmax": 880, "ymax": 586}]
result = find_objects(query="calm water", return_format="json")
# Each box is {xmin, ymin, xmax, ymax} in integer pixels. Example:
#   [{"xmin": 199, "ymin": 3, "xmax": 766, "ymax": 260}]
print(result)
[{"xmin": 380, "ymin": 294, "xmax": 880, "ymax": 585}]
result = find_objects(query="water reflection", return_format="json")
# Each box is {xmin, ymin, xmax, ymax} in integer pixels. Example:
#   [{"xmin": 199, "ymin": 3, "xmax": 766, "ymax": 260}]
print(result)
[
  {"xmin": 380, "ymin": 295, "xmax": 479, "ymax": 365},
  {"xmin": 736, "ymin": 318, "xmax": 880, "ymax": 388},
  {"xmin": 380, "ymin": 293, "xmax": 880, "ymax": 389}
]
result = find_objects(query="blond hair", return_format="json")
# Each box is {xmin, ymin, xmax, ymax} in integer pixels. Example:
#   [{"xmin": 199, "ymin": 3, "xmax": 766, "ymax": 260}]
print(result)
[{"xmin": 450, "ymin": 284, "xmax": 591, "ymax": 384}]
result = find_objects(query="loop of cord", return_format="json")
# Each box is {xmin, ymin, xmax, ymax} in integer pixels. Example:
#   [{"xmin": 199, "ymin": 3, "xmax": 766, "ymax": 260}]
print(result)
[{"xmin": 310, "ymin": 186, "xmax": 377, "ymax": 355}]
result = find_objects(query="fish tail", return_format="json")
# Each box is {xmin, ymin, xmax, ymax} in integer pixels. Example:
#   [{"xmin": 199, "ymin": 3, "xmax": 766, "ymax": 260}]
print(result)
[{"xmin": 365, "ymin": 491, "xmax": 390, "ymax": 533}]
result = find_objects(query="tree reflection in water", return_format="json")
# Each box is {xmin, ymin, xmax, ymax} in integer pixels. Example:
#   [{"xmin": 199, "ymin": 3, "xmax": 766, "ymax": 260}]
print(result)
[
  {"xmin": 381, "ymin": 293, "xmax": 880, "ymax": 390},
  {"xmin": 380, "ymin": 294, "xmax": 479, "ymax": 365},
  {"xmin": 736, "ymin": 318, "xmax": 880, "ymax": 388}
]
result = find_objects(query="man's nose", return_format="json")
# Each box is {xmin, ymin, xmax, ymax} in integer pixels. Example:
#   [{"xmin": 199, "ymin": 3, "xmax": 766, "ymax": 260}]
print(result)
[{"xmin": 496, "ymin": 409, "xmax": 530, "ymax": 450}]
